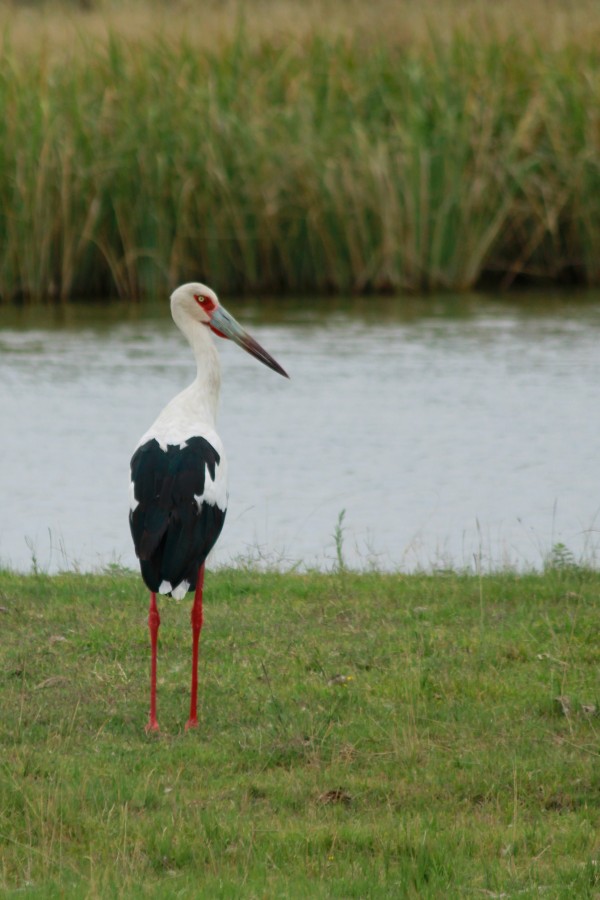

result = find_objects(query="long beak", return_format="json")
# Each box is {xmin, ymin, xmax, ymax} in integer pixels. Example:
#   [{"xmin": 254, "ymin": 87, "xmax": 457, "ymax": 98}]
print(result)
[{"xmin": 210, "ymin": 306, "xmax": 289, "ymax": 378}]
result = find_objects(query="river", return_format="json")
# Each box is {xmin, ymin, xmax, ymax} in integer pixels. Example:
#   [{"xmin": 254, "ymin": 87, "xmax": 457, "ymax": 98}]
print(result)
[{"xmin": 1, "ymin": 291, "xmax": 599, "ymax": 574}]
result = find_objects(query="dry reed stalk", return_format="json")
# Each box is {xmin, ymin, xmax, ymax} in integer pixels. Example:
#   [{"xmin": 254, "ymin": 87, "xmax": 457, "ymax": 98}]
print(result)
[{"xmin": 3, "ymin": 0, "xmax": 600, "ymax": 60}]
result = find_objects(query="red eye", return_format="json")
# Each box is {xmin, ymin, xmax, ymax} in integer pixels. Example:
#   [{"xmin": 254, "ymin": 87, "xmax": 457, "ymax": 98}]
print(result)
[{"xmin": 194, "ymin": 294, "xmax": 216, "ymax": 312}]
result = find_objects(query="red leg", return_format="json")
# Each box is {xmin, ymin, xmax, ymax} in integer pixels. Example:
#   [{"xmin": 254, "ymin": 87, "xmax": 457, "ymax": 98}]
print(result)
[
  {"xmin": 146, "ymin": 592, "xmax": 160, "ymax": 733},
  {"xmin": 185, "ymin": 564, "xmax": 205, "ymax": 731}
]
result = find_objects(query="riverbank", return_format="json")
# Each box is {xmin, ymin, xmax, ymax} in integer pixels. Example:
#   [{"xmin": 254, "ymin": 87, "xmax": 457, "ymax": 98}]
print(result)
[
  {"xmin": 1, "ymin": 567, "xmax": 598, "ymax": 895},
  {"xmin": 0, "ymin": 4, "xmax": 599, "ymax": 301}
]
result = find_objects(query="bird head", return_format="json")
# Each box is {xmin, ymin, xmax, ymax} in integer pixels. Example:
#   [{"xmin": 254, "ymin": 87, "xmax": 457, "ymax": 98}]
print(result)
[{"xmin": 170, "ymin": 282, "xmax": 289, "ymax": 378}]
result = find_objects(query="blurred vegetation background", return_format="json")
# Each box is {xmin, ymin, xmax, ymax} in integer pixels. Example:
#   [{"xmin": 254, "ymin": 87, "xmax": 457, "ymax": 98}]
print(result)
[{"xmin": 0, "ymin": 0, "xmax": 599, "ymax": 300}]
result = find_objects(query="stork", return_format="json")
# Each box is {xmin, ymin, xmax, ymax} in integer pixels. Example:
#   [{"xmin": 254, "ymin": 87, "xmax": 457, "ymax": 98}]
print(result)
[{"xmin": 129, "ymin": 283, "xmax": 288, "ymax": 733}]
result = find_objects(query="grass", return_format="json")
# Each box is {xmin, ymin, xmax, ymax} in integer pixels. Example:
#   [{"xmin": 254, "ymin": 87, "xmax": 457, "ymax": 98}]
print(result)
[
  {"xmin": 1, "ymin": 565, "xmax": 599, "ymax": 896},
  {"xmin": 0, "ymin": 3, "xmax": 599, "ymax": 300}
]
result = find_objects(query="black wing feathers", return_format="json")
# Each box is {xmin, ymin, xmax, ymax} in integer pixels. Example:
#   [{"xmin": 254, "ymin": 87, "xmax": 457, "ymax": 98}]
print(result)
[{"xmin": 130, "ymin": 437, "xmax": 226, "ymax": 594}]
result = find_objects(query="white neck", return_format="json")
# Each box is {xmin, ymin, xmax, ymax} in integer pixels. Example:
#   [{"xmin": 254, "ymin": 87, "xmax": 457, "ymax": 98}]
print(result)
[
  {"xmin": 136, "ymin": 312, "xmax": 223, "ymax": 452},
  {"xmin": 180, "ymin": 318, "xmax": 221, "ymax": 426}
]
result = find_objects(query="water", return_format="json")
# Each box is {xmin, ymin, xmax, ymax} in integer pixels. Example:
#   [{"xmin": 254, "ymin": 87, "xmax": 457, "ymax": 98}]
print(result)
[{"xmin": 1, "ymin": 293, "xmax": 599, "ymax": 574}]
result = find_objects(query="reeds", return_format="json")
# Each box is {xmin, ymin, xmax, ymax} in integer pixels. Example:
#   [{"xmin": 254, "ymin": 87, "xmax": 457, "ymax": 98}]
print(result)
[{"xmin": 0, "ymin": 25, "xmax": 599, "ymax": 300}]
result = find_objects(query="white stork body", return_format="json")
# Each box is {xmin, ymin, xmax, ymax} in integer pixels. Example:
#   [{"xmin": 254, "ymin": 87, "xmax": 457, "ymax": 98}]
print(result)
[{"xmin": 129, "ymin": 283, "xmax": 288, "ymax": 732}]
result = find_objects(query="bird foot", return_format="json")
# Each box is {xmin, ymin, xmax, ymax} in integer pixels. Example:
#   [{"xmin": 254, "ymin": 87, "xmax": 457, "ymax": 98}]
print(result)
[
  {"xmin": 185, "ymin": 717, "xmax": 199, "ymax": 731},
  {"xmin": 145, "ymin": 719, "xmax": 160, "ymax": 734}
]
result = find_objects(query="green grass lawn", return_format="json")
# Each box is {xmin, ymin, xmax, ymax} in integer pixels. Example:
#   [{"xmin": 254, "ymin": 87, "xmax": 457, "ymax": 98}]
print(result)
[{"xmin": 0, "ymin": 566, "xmax": 598, "ymax": 897}]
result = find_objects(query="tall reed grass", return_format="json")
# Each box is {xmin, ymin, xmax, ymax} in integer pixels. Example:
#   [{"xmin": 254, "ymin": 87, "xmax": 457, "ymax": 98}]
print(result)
[{"xmin": 0, "ymin": 26, "xmax": 599, "ymax": 300}]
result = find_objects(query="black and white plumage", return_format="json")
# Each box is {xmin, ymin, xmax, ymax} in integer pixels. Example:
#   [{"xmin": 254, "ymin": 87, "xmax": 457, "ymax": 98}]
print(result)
[
  {"xmin": 129, "ymin": 435, "xmax": 226, "ymax": 599},
  {"xmin": 129, "ymin": 282, "xmax": 288, "ymax": 732}
]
